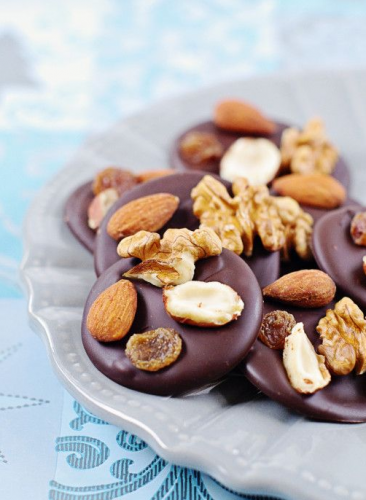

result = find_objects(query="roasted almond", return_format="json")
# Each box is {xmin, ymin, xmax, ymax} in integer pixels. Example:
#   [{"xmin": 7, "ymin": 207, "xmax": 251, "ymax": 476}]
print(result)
[
  {"xmin": 107, "ymin": 193, "xmax": 179, "ymax": 241},
  {"xmin": 263, "ymin": 270, "xmax": 336, "ymax": 308},
  {"xmin": 86, "ymin": 279, "xmax": 137, "ymax": 342},
  {"xmin": 272, "ymin": 173, "xmax": 346, "ymax": 209},
  {"xmin": 214, "ymin": 99, "xmax": 276, "ymax": 135},
  {"xmin": 136, "ymin": 169, "xmax": 175, "ymax": 183}
]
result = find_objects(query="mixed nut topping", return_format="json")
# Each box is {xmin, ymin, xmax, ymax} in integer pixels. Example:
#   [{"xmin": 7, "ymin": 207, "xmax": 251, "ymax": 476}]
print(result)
[
  {"xmin": 191, "ymin": 174, "xmax": 313, "ymax": 260},
  {"xmin": 75, "ymin": 98, "xmax": 366, "ymax": 409},
  {"xmin": 87, "ymin": 167, "xmax": 175, "ymax": 230},
  {"xmin": 280, "ymin": 118, "xmax": 338, "ymax": 176},
  {"xmin": 118, "ymin": 227, "xmax": 222, "ymax": 287}
]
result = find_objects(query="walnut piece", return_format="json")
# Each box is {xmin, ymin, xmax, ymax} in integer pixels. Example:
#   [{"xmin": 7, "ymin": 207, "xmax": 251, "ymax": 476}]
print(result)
[
  {"xmin": 117, "ymin": 227, "xmax": 222, "ymax": 287},
  {"xmin": 191, "ymin": 175, "xmax": 313, "ymax": 260},
  {"xmin": 316, "ymin": 297, "xmax": 366, "ymax": 376},
  {"xmin": 259, "ymin": 310, "xmax": 296, "ymax": 350},
  {"xmin": 280, "ymin": 118, "xmax": 338, "ymax": 175},
  {"xmin": 163, "ymin": 281, "xmax": 244, "ymax": 327},
  {"xmin": 179, "ymin": 131, "xmax": 224, "ymax": 165},
  {"xmin": 283, "ymin": 322, "xmax": 331, "ymax": 394},
  {"xmin": 350, "ymin": 212, "xmax": 366, "ymax": 246},
  {"xmin": 125, "ymin": 328, "xmax": 182, "ymax": 371}
]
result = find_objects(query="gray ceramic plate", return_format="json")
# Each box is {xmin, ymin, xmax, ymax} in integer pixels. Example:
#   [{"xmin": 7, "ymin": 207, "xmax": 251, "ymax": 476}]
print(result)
[{"xmin": 20, "ymin": 69, "xmax": 366, "ymax": 500}]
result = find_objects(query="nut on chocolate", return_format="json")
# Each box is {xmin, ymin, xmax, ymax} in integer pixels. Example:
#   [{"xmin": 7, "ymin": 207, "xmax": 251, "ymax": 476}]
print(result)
[
  {"xmin": 86, "ymin": 279, "xmax": 137, "ymax": 342},
  {"xmin": 283, "ymin": 322, "xmax": 331, "ymax": 394},
  {"xmin": 214, "ymin": 99, "xmax": 276, "ymax": 135},
  {"xmin": 263, "ymin": 270, "xmax": 336, "ymax": 308},
  {"xmin": 191, "ymin": 174, "xmax": 313, "ymax": 260},
  {"xmin": 107, "ymin": 193, "xmax": 179, "ymax": 241},
  {"xmin": 220, "ymin": 138, "xmax": 281, "ymax": 186},
  {"xmin": 163, "ymin": 280, "xmax": 244, "ymax": 327},
  {"xmin": 118, "ymin": 227, "xmax": 222, "ymax": 287},
  {"xmin": 88, "ymin": 188, "xmax": 119, "ymax": 230},
  {"xmin": 272, "ymin": 173, "xmax": 346, "ymax": 209},
  {"xmin": 280, "ymin": 118, "xmax": 338, "ymax": 175},
  {"xmin": 317, "ymin": 297, "xmax": 366, "ymax": 376}
]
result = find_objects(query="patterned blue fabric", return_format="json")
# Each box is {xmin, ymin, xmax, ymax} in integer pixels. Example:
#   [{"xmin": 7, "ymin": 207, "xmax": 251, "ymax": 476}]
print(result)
[
  {"xmin": 2, "ymin": 1, "xmax": 366, "ymax": 498},
  {"xmin": 50, "ymin": 394, "xmax": 282, "ymax": 500}
]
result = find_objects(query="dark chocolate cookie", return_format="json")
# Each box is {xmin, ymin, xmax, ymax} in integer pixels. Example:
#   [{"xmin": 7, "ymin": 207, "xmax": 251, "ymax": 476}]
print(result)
[
  {"xmin": 312, "ymin": 205, "xmax": 366, "ymax": 311},
  {"xmin": 82, "ymin": 249, "xmax": 263, "ymax": 396},
  {"xmin": 240, "ymin": 298, "xmax": 366, "ymax": 422},
  {"xmin": 279, "ymin": 198, "xmax": 361, "ymax": 276},
  {"xmin": 94, "ymin": 172, "xmax": 281, "ymax": 288}
]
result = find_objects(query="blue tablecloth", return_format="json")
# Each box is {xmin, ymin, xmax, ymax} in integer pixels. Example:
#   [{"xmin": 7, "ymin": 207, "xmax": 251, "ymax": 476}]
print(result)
[{"xmin": 2, "ymin": 1, "xmax": 366, "ymax": 498}]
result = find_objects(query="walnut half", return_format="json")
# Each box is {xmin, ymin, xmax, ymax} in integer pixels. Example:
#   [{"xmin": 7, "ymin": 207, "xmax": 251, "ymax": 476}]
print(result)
[
  {"xmin": 316, "ymin": 297, "xmax": 366, "ymax": 376},
  {"xmin": 280, "ymin": 118, "xmax": 338, "ymax": 175},
  {"xmin": 191, "ymin": 174, "xmax": 313, "ymax": 261},
  {"xmin": 117, "ymin": 227, "xmax": 222, "ymax": 287}
]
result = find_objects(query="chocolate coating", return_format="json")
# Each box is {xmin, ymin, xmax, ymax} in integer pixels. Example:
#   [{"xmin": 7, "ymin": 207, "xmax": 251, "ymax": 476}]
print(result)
[
  {"xmin": 313, "ymin": 205, "xmax": 366, "ymax": 311},
  {"xmin": 94, "ymin": 172, "xmax": 280, "ymax": 288},
  {"xmin": 170, "ymin": 120, "xmax": 350, "ymax": 189},
  {"xmin": 279, "ymin": 198, "xmax": 361, "ymax": 276},
  {"xmin": 64, "ymin": 181, "xmax": 95, "ymax": 253},
  {"xmin": 241, "ymin": 298, "xmax": 366, "ymax": 422},
  {"xmin": 303, "ymin": 197, "xmax": 360, "ymax": 225},
  {"xmin": 82, "ymin": 249, "xmax": 263, "ymax": 396}
]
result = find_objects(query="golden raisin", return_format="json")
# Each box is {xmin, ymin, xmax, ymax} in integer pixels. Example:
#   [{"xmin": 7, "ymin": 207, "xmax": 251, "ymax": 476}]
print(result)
[
  {"xmin": 179, "ymin": 132, "xmax": 224, "ymax": 165},
  {"xmin": 259, "ymin": 310, "xmax": 296, "ymax": 350},
  {"xmin": 92, "ymin": 167, "xmax": 137, "ymax": 196},
  {"xmin": 125, "ymin": 328, "xmax": 182, "ymax": 371},
  {"xmin": 350, "ymin": 212, "xmax": 366, "ymax": 246}
]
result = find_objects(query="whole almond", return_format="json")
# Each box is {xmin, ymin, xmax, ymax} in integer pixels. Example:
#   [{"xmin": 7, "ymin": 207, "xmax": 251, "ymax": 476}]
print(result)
[
  {"xmin": 214, "ymin": 99, "xmax": 276, "ymax": 135},
  {"xmin": 107, "ymin": 193, "xmax": 179, "ymax": 241},
  {"xmin": 263, "ymin": 270, "xmax": 336, "ymax": 308},
  {"xmin": 136, "ymin": 169, "xmax": 175, "ymax": 183},
  {"xmin": 86, "ymin": 279, "xmax": 137, "ymax": 342},
  {"xmin": 272, "ymin": 173, "xmax": 346, "ymax": 209}
]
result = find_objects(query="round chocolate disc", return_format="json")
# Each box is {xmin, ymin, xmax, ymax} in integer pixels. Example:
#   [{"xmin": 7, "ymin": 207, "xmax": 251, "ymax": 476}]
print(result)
[
  {"xmin": 82, "ymin": 249, "xmax": 263, "ymax": 396},
  {"xmin": 94, "ymin": 171, "xmax": 280, "ymax": 288},
  {"xmin": 64, "ymin": 181, "xmax": 95, "ymax": 253},
  {"xmin": 279, "ymin": 198, "xmax": 362, "ymax": 276},
  {"xmin": 302, "ymin": 197, "xmax": 360, "ymax": 225},
  {"xmin": 312, "ymin": 205, "xmax": 366, "ymax": 311},
  {"xmin": 170, "ymin": 120, "xmax": 350, "ymax": 189},
  {"xmin": 240, "ymin": 298, "xmax": 366, "ymax": 422}
]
